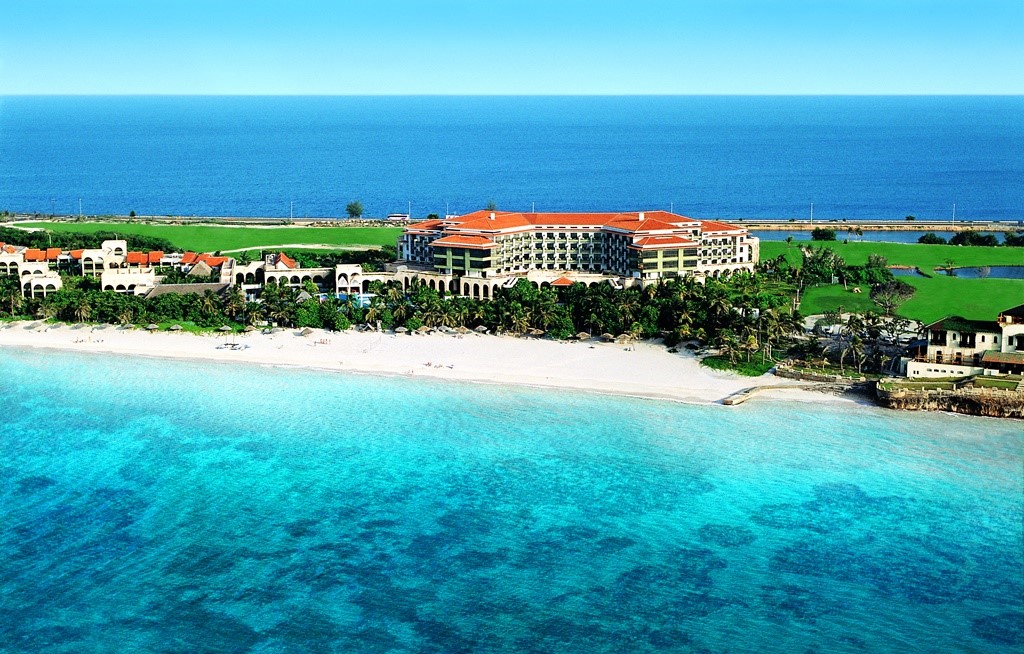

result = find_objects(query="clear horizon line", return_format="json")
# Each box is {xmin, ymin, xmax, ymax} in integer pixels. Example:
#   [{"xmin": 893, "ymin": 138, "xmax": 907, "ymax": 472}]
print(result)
[{"xmin": 2, "ymin": 92, "xmax": 1023, "ymax": 98}]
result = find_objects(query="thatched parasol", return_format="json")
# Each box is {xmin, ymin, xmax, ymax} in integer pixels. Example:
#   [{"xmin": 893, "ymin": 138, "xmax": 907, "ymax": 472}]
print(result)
[
  {"xmin": 415, "ymin": 325, "xmax": 431, "ymax": 334},
  {"xmin": 575, "ymin": 331, "xmax": 591, "ymax": 340},
  {"xmin": 474, "ymin": 325, "xmax": 489, "ymax": 333},
  {"xmin": 243, "ymin": 325, "xmax": 257, "ymax": 333},
  {"xmin": 395, "ymin": 326, "xmax": 409, "ymax": 334},
  {"xmin": 146, "ymin": 323, "xmax": 159, "ymax": 331},
  {"xmin": 300, "ymin": 327, "xmax": 314, "ymax": 336},
  {"xmin": 526, "ymin": 328, "xmax": 545, "ymax": 337},
  {"xmin": 456, "ymin": 326, "xmax": 471, "ymax": 334},
  {"xmin": 601, "ymin": 333, "xmax": 615, "ymax": 342},
  {"xmin": 218, "ymin": 325, "xmax": 233, "ymax": 333},
  {"xmin": 169, "ymin": 324, "xmax": 182, "ymax": 331}
]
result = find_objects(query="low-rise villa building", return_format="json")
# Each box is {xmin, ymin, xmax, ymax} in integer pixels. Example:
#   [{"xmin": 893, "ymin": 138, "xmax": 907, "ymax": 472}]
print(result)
[
  {"xmin": 398, "ymin": 210, "xmax": 758, "ymax": 298},
  {"xmin": 903, "ymin": 303, "xmax": 1024, "ymax": 378},
  {"xmin": 0, "ymin": 242, "xmax": 64, "ymax": 298}
]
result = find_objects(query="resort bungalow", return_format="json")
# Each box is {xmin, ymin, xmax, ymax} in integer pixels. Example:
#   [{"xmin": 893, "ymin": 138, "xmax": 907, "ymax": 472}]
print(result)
[{"xmin": 903, "ymin": 303, "xmax": 1024, "ymax": 377}]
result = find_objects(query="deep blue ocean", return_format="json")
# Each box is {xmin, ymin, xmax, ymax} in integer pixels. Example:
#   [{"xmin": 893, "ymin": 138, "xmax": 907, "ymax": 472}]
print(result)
[
  {"xmin": 1, "ymin": 348, "xmax": 1021, "ymax": 653},
  {"xmin": 1, "ymin": 96, "xmax": 1021, "ymax": 221}
]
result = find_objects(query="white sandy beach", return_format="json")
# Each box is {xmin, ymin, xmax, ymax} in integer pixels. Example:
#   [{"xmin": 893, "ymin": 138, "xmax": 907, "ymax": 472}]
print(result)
[{"xmin": 0, "ymin": 321, "xmax": 843, "ymax": 406}]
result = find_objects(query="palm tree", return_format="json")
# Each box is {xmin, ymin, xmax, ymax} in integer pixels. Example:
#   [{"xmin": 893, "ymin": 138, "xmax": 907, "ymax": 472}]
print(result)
[
  {"xmin": 224, "ymin": 286, "xmax": 245, "ymax": 321},
  {"xmin": 73, "ymin": 296, "xmax": 92, "ymax": 323},
  {"xmin": 1, "ymin": 281, "xmax": 24, "ymax": 317},
  {"xmin": 201, "ymin": 290, "xmax": 221, "ymax": 315},
  {"xmin": 509, "ymin": 304, "xmax": 530, "ymax": 335},
  {"xmin": 718, "ymin": 330, "xmax": 740, "ymax": 365},
  {"xmin": 36, "ymin": 303, "xmax": 58, "ymax": 320}
]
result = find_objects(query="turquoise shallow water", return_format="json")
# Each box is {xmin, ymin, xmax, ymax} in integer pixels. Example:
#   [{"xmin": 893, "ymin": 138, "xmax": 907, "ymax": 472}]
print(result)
[{"xmin": 1, "ymin": 348, "xmax": 1021, "ymax": 653}]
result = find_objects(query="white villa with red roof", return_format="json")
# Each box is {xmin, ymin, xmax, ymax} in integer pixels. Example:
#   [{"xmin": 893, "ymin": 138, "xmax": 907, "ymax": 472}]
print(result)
[
  {"xmin": 0, "ymin": 241, "xmax": 64, "ymax": 298},
  {"xmin": 397, "ymin": 210, "xmax": 758, "ymax": 298}
]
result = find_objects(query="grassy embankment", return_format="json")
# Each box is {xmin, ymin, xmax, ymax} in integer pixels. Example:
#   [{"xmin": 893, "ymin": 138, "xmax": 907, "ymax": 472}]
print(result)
[
  {"xmin": 18, "ymin": 222, "xmax": 403, "ymax": 253},
  {"xmin": 761, "ymin": 241, "xmax": 1024, "ymax": 323}
]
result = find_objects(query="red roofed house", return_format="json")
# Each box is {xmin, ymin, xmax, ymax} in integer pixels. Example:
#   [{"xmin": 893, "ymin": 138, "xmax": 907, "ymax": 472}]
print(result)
[{"xmin": 398, "ymin": 210, "xmax": 758, "ymax": 298}]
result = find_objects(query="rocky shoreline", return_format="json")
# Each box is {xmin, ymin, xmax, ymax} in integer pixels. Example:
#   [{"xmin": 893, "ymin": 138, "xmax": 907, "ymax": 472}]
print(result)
[{"xmin": 875, "ymin": 385, "xmax": 1024, "ymax": 419}]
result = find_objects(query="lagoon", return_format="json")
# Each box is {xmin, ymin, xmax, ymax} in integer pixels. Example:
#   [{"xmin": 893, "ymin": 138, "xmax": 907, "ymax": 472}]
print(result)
[{"xmin": 1, "ymin": 348, "xmax": 1021, "ymax": 652}]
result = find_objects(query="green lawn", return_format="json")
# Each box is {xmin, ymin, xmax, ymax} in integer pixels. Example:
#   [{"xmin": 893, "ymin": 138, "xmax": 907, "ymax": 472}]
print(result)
[
  {"xmin": 767, "ymin": 240, "xmax": 1024, "ymax": 322},
  {"xmin": 798, "ymin": 275, "xmax": 1024, "ymax": 323},
  {"xmin": 899, "ymin": 276, "xmax": 1024, "ymax": 323},
  {"xmin": 798, "ymin": 285, "xmax": 880, "ymax": 315},
  {"xmin": 762, "ymin": 240, "xmax": 1024, "ymax": 270},
  {"xmin": 18, "ymin": 222, "xmax": 404, "ymax": 252}
]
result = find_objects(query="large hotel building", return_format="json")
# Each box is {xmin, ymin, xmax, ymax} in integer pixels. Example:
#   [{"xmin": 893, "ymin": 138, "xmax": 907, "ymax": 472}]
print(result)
[{"xmin": 397, "ymin": 210, "xmax": 758, "ymax": 298}]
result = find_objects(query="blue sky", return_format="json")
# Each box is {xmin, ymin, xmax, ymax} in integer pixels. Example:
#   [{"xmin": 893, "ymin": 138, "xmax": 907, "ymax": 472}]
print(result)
[{"xmin": 1, "ymin": 0, "xmax": 1021, "ymax": 94}]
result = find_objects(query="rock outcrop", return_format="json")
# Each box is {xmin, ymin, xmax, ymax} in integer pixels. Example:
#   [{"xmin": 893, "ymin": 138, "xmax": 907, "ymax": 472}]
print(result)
[{"xmin": 875, "ymin": 386, "xmax": 1024, "ymax": 419}]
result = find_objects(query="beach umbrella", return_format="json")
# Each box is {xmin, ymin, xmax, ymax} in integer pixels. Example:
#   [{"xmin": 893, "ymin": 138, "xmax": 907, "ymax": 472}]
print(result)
[
  {"xmin": 615, "ymin": 333, "xmax": 631, "ymax": 342},
  {"xmin": 244, "ymin": 325, "xmax": 257, "ymax": 333},
  {"xmin": 416, "ymin": 325, "xmax": 431, "ymax": 334},
  {"xmin": 575, "ymin": 332, "xmax": 591, "ymax": 340},
  {"xmin": 146, "ymin": 323, "xmax": 159, "ymax": 331},
  {"xmin": 601, "ymin": 333, "xmax": 615, "ymax": 342},
  {"xmin": 527, "ymin": 328, "xmax": 545, "ymax": 337},
  {"xmin": 474, "ymin": 325, "xmax": 489, "ymax": 334},
  {"xmin": 395, "ymin": 326, "xmax": 409, "ymax": 334},
  {"xmin": 169, "ymin": 324, "xmax": 182, "ymax": 331},
  {"xmin": 456, "ymin": 326, "xmax": 471, "ymax": 334},
  {"xmin": 218, "ymin": 325, "xmax": 233, "ymax": 333},
  {"xmin": 300, "ymin": 327, "xmax": 314, "ymax": 336}
]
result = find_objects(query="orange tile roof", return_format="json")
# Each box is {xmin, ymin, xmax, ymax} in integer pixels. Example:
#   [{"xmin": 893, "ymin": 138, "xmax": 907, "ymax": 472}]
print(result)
[
  {"xmin": 430, "ymin": 234, "xmax": 499, "ymax": 249},
  {"xmin": 23, "ymin": 248, "xmax": 45, "ymax": 262},
  {"xmin": 607, "ymin": 217, "xmax": 682, "ymax": 233},
  {"xmin": 1, "ymin": 244, "xmax": 18, "ymax": 255},
  {"xmin": 126, "ymin": 252, "xmax": 148, "ymax": 265},
  {"xmin": 406, "ymin": 219, "xmax": 444, "ymax": 231},
  {"xmin": 148, "ymin": 251, "xmax": 164, "ymax": 264},
  {"xmin": 629, "ymin": 235, "xmax": 698, "ymax": 250},
  {"xmin": 550, "ymin": 276, "xmax": 575, "ymax": 287},
  {"xmin": 275, "ymin": 252, "xmax": 297, "ymax": 269},
  {"xmin": 453, "ymin": 213, "xmax": 534, "ymax": 232},
  {"xmin": 699, "ymin": 220, "xmax": 744, "ymax": 233},
  {"xmin": 180, "ymin": 252, "xmax": 198, "ymax": 265},
  {"xmin": 442, "ymin": 210, "xmax": 702, "ymax": 232},
  {"xmin": 70, "ymin": 249, "xmax": 85, "ymax": 260},
  {"xmin": 46, "ymin": 248, "xmax": 62, "ymax": 260},
  {"xmin": 192, "ymin": 253, "xmax": 229, "ymax": 267}
]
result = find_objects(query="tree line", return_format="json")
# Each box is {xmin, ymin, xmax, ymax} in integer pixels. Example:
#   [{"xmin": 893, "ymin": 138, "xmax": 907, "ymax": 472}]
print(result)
[
  {"xmin": 0, "ymin": 227, "xmax": 174, "ymax": 252},
  {"xmin": 918, "ymin": 231, "xmax": 1024, "ymax": 247}
]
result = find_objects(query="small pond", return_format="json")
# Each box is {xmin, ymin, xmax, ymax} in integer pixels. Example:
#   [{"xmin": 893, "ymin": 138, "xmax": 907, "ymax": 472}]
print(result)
[
  {"xmin": 942, "ymin": 265, "xmax": 1024, "ymax": 279},
  {"xmin": 890, "ymin": 267, "xmax": 926, "ymax": 277}
]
